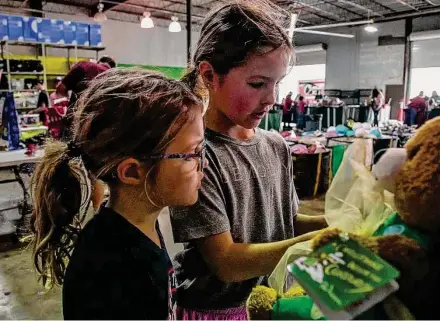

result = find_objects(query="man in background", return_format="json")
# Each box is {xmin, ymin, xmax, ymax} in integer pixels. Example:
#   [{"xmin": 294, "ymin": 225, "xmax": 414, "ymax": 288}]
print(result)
[{"xmin": 28, "ymin": 80, "xmax": 50, "ymax": 126}]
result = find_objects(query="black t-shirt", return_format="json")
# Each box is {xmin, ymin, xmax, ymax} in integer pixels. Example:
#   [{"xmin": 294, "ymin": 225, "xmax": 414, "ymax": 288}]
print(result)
[{"xmin": 63, "ymin": 206, "xmax": 176, "ymax": 320}]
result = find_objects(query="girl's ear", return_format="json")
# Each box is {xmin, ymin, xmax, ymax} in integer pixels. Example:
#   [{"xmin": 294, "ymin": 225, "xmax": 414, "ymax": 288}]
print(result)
[
  {"xmin": 199, "ymin": 61, "xmax": 216, "ymax": 89},
  {"xmin": 116, "ymin": 158, "xmax": 146, "ymax": 185}
]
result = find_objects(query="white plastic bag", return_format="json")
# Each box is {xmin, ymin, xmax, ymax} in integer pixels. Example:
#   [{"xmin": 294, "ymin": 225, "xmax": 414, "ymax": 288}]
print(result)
[{"xmin": 268, "ymin": 139, "xmax": 395, "ymax": 294}]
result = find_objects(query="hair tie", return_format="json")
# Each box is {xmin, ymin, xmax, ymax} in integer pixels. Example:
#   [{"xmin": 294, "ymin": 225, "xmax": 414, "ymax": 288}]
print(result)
[{"xmin": 66, "ymin": 141, "xmax": 82, "ymax": 159}]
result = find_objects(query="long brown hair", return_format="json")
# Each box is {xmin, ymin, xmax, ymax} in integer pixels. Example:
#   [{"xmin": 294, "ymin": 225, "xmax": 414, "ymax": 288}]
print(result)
[
  {"xmin": 182, "ymin": 0, "xmax": 293, "ymax": 96},
  {"xmin": 31, "ymin": 68, "xmax": 201, "ymax": 287}
]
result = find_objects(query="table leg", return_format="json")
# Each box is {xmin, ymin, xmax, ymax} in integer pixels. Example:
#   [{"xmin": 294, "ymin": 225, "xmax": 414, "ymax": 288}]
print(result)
[{"xmin": 12, "ymin": 166, "xmax": 31, "ymax": 216}]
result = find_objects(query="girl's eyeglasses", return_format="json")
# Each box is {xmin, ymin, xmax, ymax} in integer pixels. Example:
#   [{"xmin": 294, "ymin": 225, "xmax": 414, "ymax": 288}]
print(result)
[{"xmin": 146, "ymin": 144, "xmax": 206, "ymax": 172}]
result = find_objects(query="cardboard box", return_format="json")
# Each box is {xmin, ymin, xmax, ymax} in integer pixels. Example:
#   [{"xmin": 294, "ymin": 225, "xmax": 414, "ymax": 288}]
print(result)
[
  {"xmin": 50, "ymin": 19, "xmax": 64, "ymax": 44},
  {"xmin": 75, "ymin": 22, "xmax": 89, "ymax": 46},
  {"xmin": 7, "ymin": 16, "xmax": 24, "ymax": 41},
  {"xmin": 63, "ymin": 21, "xmax": 76, "ymax": 45},
  {"xmin": 89, "ymin": 24, "xmax": 102, "ymax": 47},
  {"xmin": 37, "ymin": 18, "xmax": 51, "ymax": 43},
  {"xmin": 0, "ymin": 15, "xmax": 8, "ymax": 41},
  {"xmin": 23, "ymin": 16, "xmax": 38, "ymax": 42}
]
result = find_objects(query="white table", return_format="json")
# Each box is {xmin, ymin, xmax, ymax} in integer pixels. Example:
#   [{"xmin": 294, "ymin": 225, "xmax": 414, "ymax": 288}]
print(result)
[
  {"xmin": 20, "ymin": 126, "xmax": 48, "ymax": 133},
  {"xmin": 0, "ymin": 149, "xmax": 44, "ymax": 218}
]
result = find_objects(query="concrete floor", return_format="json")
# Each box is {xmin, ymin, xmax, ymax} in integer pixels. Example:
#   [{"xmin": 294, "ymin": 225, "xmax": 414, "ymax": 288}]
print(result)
[{"xmin": 0, "ymin": 168, "xmax": 325, "ymax": 320}]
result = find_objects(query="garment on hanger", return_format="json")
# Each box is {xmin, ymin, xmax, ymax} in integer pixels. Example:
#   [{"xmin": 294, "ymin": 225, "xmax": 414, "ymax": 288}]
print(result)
[{"xmin": 2, "ymin": 93, "xmax": 20, "ymax": 150}]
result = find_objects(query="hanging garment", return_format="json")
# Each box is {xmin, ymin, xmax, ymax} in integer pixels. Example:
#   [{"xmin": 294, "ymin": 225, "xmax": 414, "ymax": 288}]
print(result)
[{"xmin": 2, "ymin": 93, "xmax": 21, "ymax": 150}]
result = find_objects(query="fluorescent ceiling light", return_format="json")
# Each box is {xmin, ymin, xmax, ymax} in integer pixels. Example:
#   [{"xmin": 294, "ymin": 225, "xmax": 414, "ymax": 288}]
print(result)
[
  {"xmin": 169, "ymin": 16, "xmax": 181, "ymax": 33},
  {"xmin": 141, "ymin": 12, "xmax": 154, "ymax": 29},
  {"xmin": 295, "ymin": 29, "xmax": 355, "ymax": 38},
  {"xmin": 297, "ymin": 19, "xmax": 374, "ymax": 30},
  {"xmin": 94, "ymin": 2, "xmax": 107, "ymax": 23},
  {"xmin": 364, "ymin": 24, "xmax": 378, "ymax": 33},
  {"xmin": 295, "ymin": 44, "xmax": 325, "ymax": 53}
]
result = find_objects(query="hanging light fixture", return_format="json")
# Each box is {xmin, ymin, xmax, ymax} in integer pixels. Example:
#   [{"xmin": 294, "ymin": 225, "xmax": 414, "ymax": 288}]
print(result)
[
  {"xmin": 364, "ymin": 11, "xmax": 377, "ymax": 33},
  {"xmin": 94, "ymin": 1, "xmax": 107, "ymax": 23},
  {"xmin": 168, "ymin": 16, "xmax": 181, "ymax": 33},
  {"xmin": 141, "ymin": 12, "xmax": 154, "ymax": 29},
  {"xmin": 364, "ymin": 24, "xmax": 378, "ymax": 33}
]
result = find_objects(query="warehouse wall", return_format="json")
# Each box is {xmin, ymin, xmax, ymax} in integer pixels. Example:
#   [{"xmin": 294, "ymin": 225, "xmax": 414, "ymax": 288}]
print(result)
[
  {"xmin": 46, "ymin": 13, "xmax": 200, "ymax": 67},
  {"xmin": 0, "ymin": 7, "xmax": 200, "ymax": 68},
  {"xmin": 294, "ymin": 20, "xmax": 406, "ymax": 91}
]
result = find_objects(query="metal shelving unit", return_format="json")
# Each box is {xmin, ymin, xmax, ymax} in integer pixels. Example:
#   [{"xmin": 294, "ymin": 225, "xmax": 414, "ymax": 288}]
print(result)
[{"xmin": 0, "ymin": 40, "xmax": 105, "ymax": 93}]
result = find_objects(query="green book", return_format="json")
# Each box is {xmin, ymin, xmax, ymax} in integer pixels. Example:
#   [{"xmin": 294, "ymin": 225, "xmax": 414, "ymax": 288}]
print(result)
[{"xmin": 287, "ymin": 234, "xmax": 400, "ymax": 319}]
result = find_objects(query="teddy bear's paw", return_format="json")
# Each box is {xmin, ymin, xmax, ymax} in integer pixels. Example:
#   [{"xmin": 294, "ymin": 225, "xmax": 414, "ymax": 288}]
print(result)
[
  {"xmin": 246, "ymin": 286, "xmax": 278, "ymax": 320},
  {"xmin": 311, "ymin": 227, "xmax": 343, "ymax": 249},
  {"xmin": 347, "ymin": 234, "xmax": 380, "ymax": 253},
  {"xmin": 377, "ymin": 234, "xmax": 425, "ymax": 275}
]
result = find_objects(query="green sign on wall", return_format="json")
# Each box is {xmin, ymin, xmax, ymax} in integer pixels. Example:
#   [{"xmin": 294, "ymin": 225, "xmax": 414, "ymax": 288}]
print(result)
[{"xmin": 118, "ymin": 64, "xmax": 186, "ymax": 80}]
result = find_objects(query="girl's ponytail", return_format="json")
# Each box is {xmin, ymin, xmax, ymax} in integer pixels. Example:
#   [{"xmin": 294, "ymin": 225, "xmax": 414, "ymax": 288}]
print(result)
[
  {"xmin": 31, "ymin": 140, "xmax": 90, "ymax": 287},
  {"xmin": 181, "ymin": 67, "xmax": 200, "ymax": 94}
]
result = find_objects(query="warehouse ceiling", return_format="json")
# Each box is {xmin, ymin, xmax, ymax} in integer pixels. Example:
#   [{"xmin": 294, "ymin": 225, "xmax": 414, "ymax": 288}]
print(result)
[{"xmin": 1, "ymin": 0, "xmax": 440, "ymax": 28}]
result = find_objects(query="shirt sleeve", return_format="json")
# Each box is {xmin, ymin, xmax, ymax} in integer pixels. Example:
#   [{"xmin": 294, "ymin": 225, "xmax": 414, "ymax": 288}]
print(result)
[
  {"xmin": 62, "ymin": 62, "xmax": 86, "ymax": 91},
  {"xmin": 170, "ymin": 148, "xmax": 231, "ymax": 242}
]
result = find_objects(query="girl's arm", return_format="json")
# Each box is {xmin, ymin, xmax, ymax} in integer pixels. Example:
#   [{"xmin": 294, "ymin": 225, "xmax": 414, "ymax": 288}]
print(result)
[
  {"xmin": 196, "ymin": 228, "xmax": 324, "ymax": 282},
  {"xmin": 295, "ymin": 213, "xmax": 327, "ymax": 235}
]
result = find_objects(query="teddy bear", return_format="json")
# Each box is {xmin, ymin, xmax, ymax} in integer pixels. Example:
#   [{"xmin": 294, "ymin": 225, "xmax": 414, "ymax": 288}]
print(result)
[{"xmin": 247, "ymin": 117, "xmax": 440, "ymax": 320}]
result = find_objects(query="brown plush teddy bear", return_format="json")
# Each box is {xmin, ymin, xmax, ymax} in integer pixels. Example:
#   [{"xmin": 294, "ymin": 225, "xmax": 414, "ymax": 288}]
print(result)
[{"xmin": 247, "ymin": 117, "xmax": 440, "ymax": 320}]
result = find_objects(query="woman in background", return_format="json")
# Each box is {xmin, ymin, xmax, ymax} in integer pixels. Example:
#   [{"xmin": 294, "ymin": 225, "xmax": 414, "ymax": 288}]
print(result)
[
  {"xmin": 283, "ymin": 92, "xmax": 293, "ymax": 129},
  {"xmin": 296, "ymin": 95, "xmax": 306, "ymax": 130}
]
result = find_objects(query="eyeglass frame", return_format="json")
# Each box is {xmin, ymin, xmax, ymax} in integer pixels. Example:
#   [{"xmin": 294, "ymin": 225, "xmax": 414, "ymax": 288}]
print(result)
[{"xmin": 142, "ymin": 143, "xmax": 206, "ymax": 172}]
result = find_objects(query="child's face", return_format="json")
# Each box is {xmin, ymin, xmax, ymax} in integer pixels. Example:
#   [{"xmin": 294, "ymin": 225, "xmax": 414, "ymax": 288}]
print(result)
[
  {"xmin": 154, "ymin": 107, "xmax": 207, "ymax": 206},
  {"xmin": 210, "ymin": 46, "xmax": 290, "ymax": 129}
]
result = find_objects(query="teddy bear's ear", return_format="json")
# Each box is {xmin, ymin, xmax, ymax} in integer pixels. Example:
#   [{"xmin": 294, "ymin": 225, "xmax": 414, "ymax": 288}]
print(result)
[{"xmin": 395, "ymin": 117, "xmax": 440, "ymax": 231}]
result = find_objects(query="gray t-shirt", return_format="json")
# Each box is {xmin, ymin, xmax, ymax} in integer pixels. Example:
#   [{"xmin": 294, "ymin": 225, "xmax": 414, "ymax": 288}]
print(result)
[{"xmin": 170, "ymin": 128, "xmax": 298, "ymax": 309}]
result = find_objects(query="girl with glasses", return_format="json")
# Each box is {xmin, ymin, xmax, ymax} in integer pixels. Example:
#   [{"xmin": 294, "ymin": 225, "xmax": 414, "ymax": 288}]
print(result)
[{"xmin": 30, "ymin": 68, "xmax": 206, "ymax": 319}]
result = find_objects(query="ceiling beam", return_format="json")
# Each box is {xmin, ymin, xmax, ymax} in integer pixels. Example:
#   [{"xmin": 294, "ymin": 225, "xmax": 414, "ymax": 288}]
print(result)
[
  {"xmin": 368, "ymin": 0, "xmax": 399, "ymax": 12},
  {"xmin": 111, "ymin": 8, "xmax": 197, "ymax": 25},
  {"xmin": 90, "ymin": 0, "xmax": 128, "ymax": 15},
  {"xmin": 161, "ymin": 0, "xmax": 211, "ymax": 12},
  {"xmin": 321, "ymin": 0, "xmax": 365, "ymax": 18},
  {"xmin": 337, "ymin": 0, "xmax": 383, "ymax": 17},
  {"xmin": 294, "ymin": 1, "xmax": 343, "ymax": 21},
  {"xmin": 395, "ymin": 0, "xmax": 419, "ymax": 11},
  {"xmin": 424, "ymin": 0, "xmax": 440, "ymax": 5},
  {"xmin": 102, "ymin": 0, "xmax": 205, "ymax": 18}
]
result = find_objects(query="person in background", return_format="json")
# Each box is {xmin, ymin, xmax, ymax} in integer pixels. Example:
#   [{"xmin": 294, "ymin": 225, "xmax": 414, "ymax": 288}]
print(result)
[
  {"xmin": 47, "ymin": 77, "xmax": 69, "ymax": 140},
  {"xmin": 283, "ymin": 92, "xmax": 293, "ymax": 129},
  {"xmin": 29, "ymin": 80, "xmax": 50, "ymax": 126},
  {"xmin": 49, "ymin": 77, "xmax": 67, "ymax": 106},
  {"xmin": 296, "ymin": 95, "xmax": 306, "ymax": 130},
  {"xmin": 31, "ymin": 69, "xmax": 205, "ymax": 320},
  {"xmin": 371, "ymin": 88, "xmax": 384, "ymax": 127},
  {"xmin": 58, "ymin": 56, "xmax": 116, "ymax": 211},
  {"xmin": 57, "ymin": 55, "xmax": 116, "ymax": 139},
  {"xmin": 408, "ymin": 91, "xmax": 426, "ymax": 127},
  {"xmin": 427, "ymin": 90, "xmax": 439, "ymax": 117},
  {"xmin": 171, "ymin": 1, "xmax": 327, "ymax": 319}
]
